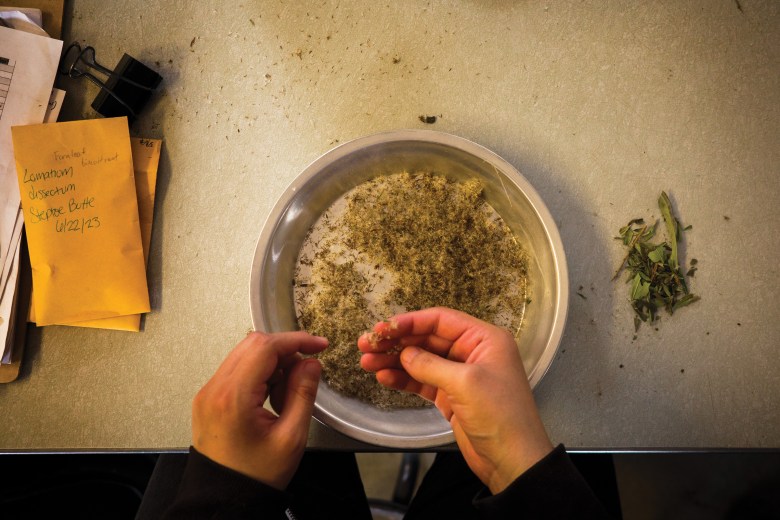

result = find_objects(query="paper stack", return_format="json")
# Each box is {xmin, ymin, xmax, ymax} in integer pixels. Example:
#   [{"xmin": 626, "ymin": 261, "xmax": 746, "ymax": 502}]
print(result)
[
  {"xmin": 0, "ymin": 9, "xmax": 62, "ymax": 365},
  {"xmin": 14, "ymin": 121, "xmax": 159, "ymax": 331}
]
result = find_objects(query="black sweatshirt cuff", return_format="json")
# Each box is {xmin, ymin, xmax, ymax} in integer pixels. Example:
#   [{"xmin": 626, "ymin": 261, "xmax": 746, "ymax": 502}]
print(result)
[
  {"xmin": 163, "ymin": 446, "xmax": 293, "ymax": 519},
  {"xmin": 473, "ymin": 444, "xmax": 611, "ymax": 519}
]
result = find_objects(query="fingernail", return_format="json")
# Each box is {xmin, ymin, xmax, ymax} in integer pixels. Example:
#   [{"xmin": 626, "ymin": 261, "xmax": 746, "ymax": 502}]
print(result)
[
  {"xmin": 303, "ymin": 359, "xmax": 322, "ymax": 379},
  {"xmin": 401, "ymin": 346, "xmax": 420, "ymax": 363}
]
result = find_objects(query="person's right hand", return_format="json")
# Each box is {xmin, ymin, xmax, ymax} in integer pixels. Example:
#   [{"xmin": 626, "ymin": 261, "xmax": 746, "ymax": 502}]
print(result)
[{"xmin": 358, "ymin": 307, "xmax": 554, "ymax": 494}]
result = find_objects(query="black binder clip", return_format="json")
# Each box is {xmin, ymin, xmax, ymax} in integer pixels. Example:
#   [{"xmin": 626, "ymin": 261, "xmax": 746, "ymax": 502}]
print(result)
[{"xmin": 60, "ymin": 42, "xmax": 162, "ymax": 123}]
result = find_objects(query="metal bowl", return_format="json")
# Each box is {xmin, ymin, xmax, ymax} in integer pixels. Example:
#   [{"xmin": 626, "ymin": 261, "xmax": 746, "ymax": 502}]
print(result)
[{"xmin": 249, "ymin": 130, "xmax": 568, "ymax": 448}]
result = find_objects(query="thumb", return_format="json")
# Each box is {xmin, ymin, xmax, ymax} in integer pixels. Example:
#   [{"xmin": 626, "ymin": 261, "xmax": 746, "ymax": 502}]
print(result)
[
  {"xmin": 401, "ymin": 347, "xmax": 462, "ymax": 391},
  {"xmin": 276, "ymin": 359, "xmax": 321, "ymax": 439}
]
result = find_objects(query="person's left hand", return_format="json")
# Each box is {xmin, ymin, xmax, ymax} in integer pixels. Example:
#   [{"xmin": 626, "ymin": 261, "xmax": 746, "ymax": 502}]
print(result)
[{"xmin": 192, "ymin": 331, "xmax": 328, "ymax": 490}]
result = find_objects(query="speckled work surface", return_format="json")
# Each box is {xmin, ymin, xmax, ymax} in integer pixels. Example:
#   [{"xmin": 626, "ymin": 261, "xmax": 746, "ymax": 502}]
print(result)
[{"xmin": 0, "ymin": 0, "xmax": 777, "ymax": 451}]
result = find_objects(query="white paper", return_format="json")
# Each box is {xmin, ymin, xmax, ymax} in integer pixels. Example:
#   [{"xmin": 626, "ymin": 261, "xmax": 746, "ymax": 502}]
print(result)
[
  {"xmin": 0, "ymin": 207, "xmax": 24, "ymax": 298},
  {"xmin": 0, "ymin": 206, "xmax": 21, "ymax": 302},
  {"xmin": 0, "ymin": 25, "xmax": 62, "ymax": 362},
  {"xmin": 0, "ymin": 26, "xmax": 61, "ymax": 282},
  {"xmin": 0, "ymin": 245, "xmax": 19, "ymax": 364},
  {"xmin": 44, "ymin": 88, "xmax": 66, "ymax": 122},
  {"xmin": 0, "ymin": 9, "xmax": 47, "ymax": 37},
  {"xmin": 0, "ymin": 8, "xmax": 43, "ymax": 28}
]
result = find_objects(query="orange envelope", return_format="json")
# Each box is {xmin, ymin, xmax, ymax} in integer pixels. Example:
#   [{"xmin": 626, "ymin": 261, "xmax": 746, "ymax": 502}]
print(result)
[
  {"xmin": 12, "ymin": 117, "xmax": 150, "ymax": 325},
  {"xmin": 27, "ymin": 137, "xmax": 162, "ymax": 331}
]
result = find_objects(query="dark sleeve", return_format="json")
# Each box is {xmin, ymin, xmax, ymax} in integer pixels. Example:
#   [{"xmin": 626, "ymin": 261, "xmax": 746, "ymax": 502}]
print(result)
[
  {"xmin": 473, "ymin": 444, "xmax": 612, "ymax": 519},
  {"xmin": 162, "ymin": 447, "xmax": 293, "ymax": 520}
]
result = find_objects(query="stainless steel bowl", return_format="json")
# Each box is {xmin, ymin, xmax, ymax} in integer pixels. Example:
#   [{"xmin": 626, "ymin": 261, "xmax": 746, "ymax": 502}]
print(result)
[{"xmin": 249, "ymin": 130, "xmax": 568, "ymax": 448}]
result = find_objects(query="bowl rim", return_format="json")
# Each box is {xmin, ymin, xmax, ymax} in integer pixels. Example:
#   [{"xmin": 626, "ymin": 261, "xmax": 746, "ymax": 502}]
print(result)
[{"xmin": 249, "ymin": 129, "xmax": 569, "ymax": 447}]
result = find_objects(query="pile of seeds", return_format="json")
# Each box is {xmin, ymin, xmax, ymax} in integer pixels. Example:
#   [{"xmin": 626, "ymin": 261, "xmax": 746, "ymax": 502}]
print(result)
[{"xmin": 295, "ymin": 172, "xmax": 529, "ymax": 408}]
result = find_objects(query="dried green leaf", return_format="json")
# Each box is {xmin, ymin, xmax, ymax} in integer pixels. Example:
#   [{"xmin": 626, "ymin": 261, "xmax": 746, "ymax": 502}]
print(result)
[
  {"xmin": 648, "ymin": 245, "xmax": 665, "ymax": 263},
  {"xmin": 629, "ymin": 273, "xmax": 641, "ymax": 294},
  {"xmin": 658, "ymin": 191, "xmax": 679, "ymax": 270},
  {"xmin": 677, "ymin": 272, "xmax": 689, "ymax": 294},
  {"xmin": 630, "ymin": 274, "xmax": 651, "ymax": 300},
  {"xmin": 642, "ymin": 221, "xmax": 658, "ymax": 241},
  {"xmin": 672, "ymin": 294, "xmax": 700, "ymax": 312},
  {"xmin": 615, "ymin": 192, "xmax": 699, "ymax": 333}
]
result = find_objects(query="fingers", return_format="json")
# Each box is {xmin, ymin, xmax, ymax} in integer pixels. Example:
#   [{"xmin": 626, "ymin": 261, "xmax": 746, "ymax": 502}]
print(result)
[
  {"xmin": 358, "ymin": 308, "xmax": 493, "ymax": 407},
  {"xmin": 211, "ymin": 331, "xmax": 326, "ymax": 383},
  {"xmin": 374, "ymin": 367, "xmax": 453, "ymax": 419},
  {"xmin": 357, "ymin": 333, "xmax": 398, "ymax": 353},
  {"xmin": 358, "ymin": 329, "xmax": 452, "ymax": 359},
  {"xmin": 230, "ymin": 332, "xmax": 328, "ymax": 394},
  {"xmin": 399, "ymin": 346, "xmax": 463, "ymax": 392},
  {"xmin": 360, "ymin": 352, "xmax": 404, "ymax": 372},
  {"xmin": 268, "ymin": 355, "xmax": 319, "ymax": 414},
  {"xmin": 357, "ymin": 308, "xmax": 494, "ymax": 359},
  {"xmin": 274, "ymin": 359, "xmax": 322, "ymax": 441},
  {"xmin": 191, "ymin": 331, "xmax": 328, "ymax": 492},
  {"xmin": 359, "ymin": 331, "xmax": 457, "ymax": 372},
  {"xmin": 209, "ymin": 332, "xmax": 266, "ymax": 383},
  {"xmin": 385, "ymin": 307, "xmax": 484, "ymax": 341},
  {"xmin": 268, "ymin": 331, "xmax": 330, "ymax": 356},
  {"xmin": 358, "ymin": 331, "xmax": 455, "ymax": 355},
  {"xmin": 375, "ymin": 368, "xmax": 438, "ymax": 401}
]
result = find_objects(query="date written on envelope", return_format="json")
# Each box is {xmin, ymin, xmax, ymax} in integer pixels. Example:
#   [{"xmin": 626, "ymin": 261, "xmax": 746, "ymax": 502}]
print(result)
[{"xmin": 11, "ymin": 117, "xmax": 150, "ymax": 326}]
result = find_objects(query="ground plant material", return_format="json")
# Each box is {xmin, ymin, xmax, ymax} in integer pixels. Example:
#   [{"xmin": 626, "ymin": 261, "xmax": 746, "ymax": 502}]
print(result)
[
  {"xmin": 294, "ymin": 172, "xmax": 529, "ymax": 409},
  {"xmin": 613, "ymin": 191, "xmax": 700, "ymax": 332}
]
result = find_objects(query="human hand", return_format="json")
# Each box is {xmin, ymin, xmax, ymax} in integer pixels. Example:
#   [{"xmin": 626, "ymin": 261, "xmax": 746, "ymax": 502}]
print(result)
[
  {"xmin": 192, "ymin": 331, "xmax": 327, "ymax": 490},
  {"xmin": 358, "ymin": 307, "xmax": 553, "ymax": 494}
]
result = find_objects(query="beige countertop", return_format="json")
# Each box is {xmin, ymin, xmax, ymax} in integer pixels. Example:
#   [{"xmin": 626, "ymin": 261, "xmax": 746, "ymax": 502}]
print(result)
[{"xmin": 0, "ymin": 0, "xmax": 778, "ymax": 451}]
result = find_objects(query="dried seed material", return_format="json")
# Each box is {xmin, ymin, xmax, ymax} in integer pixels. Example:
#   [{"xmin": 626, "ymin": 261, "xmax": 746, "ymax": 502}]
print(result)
[{"xmin": 294, "ymin": 172, "xmax": 529, "ymax": 408}]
